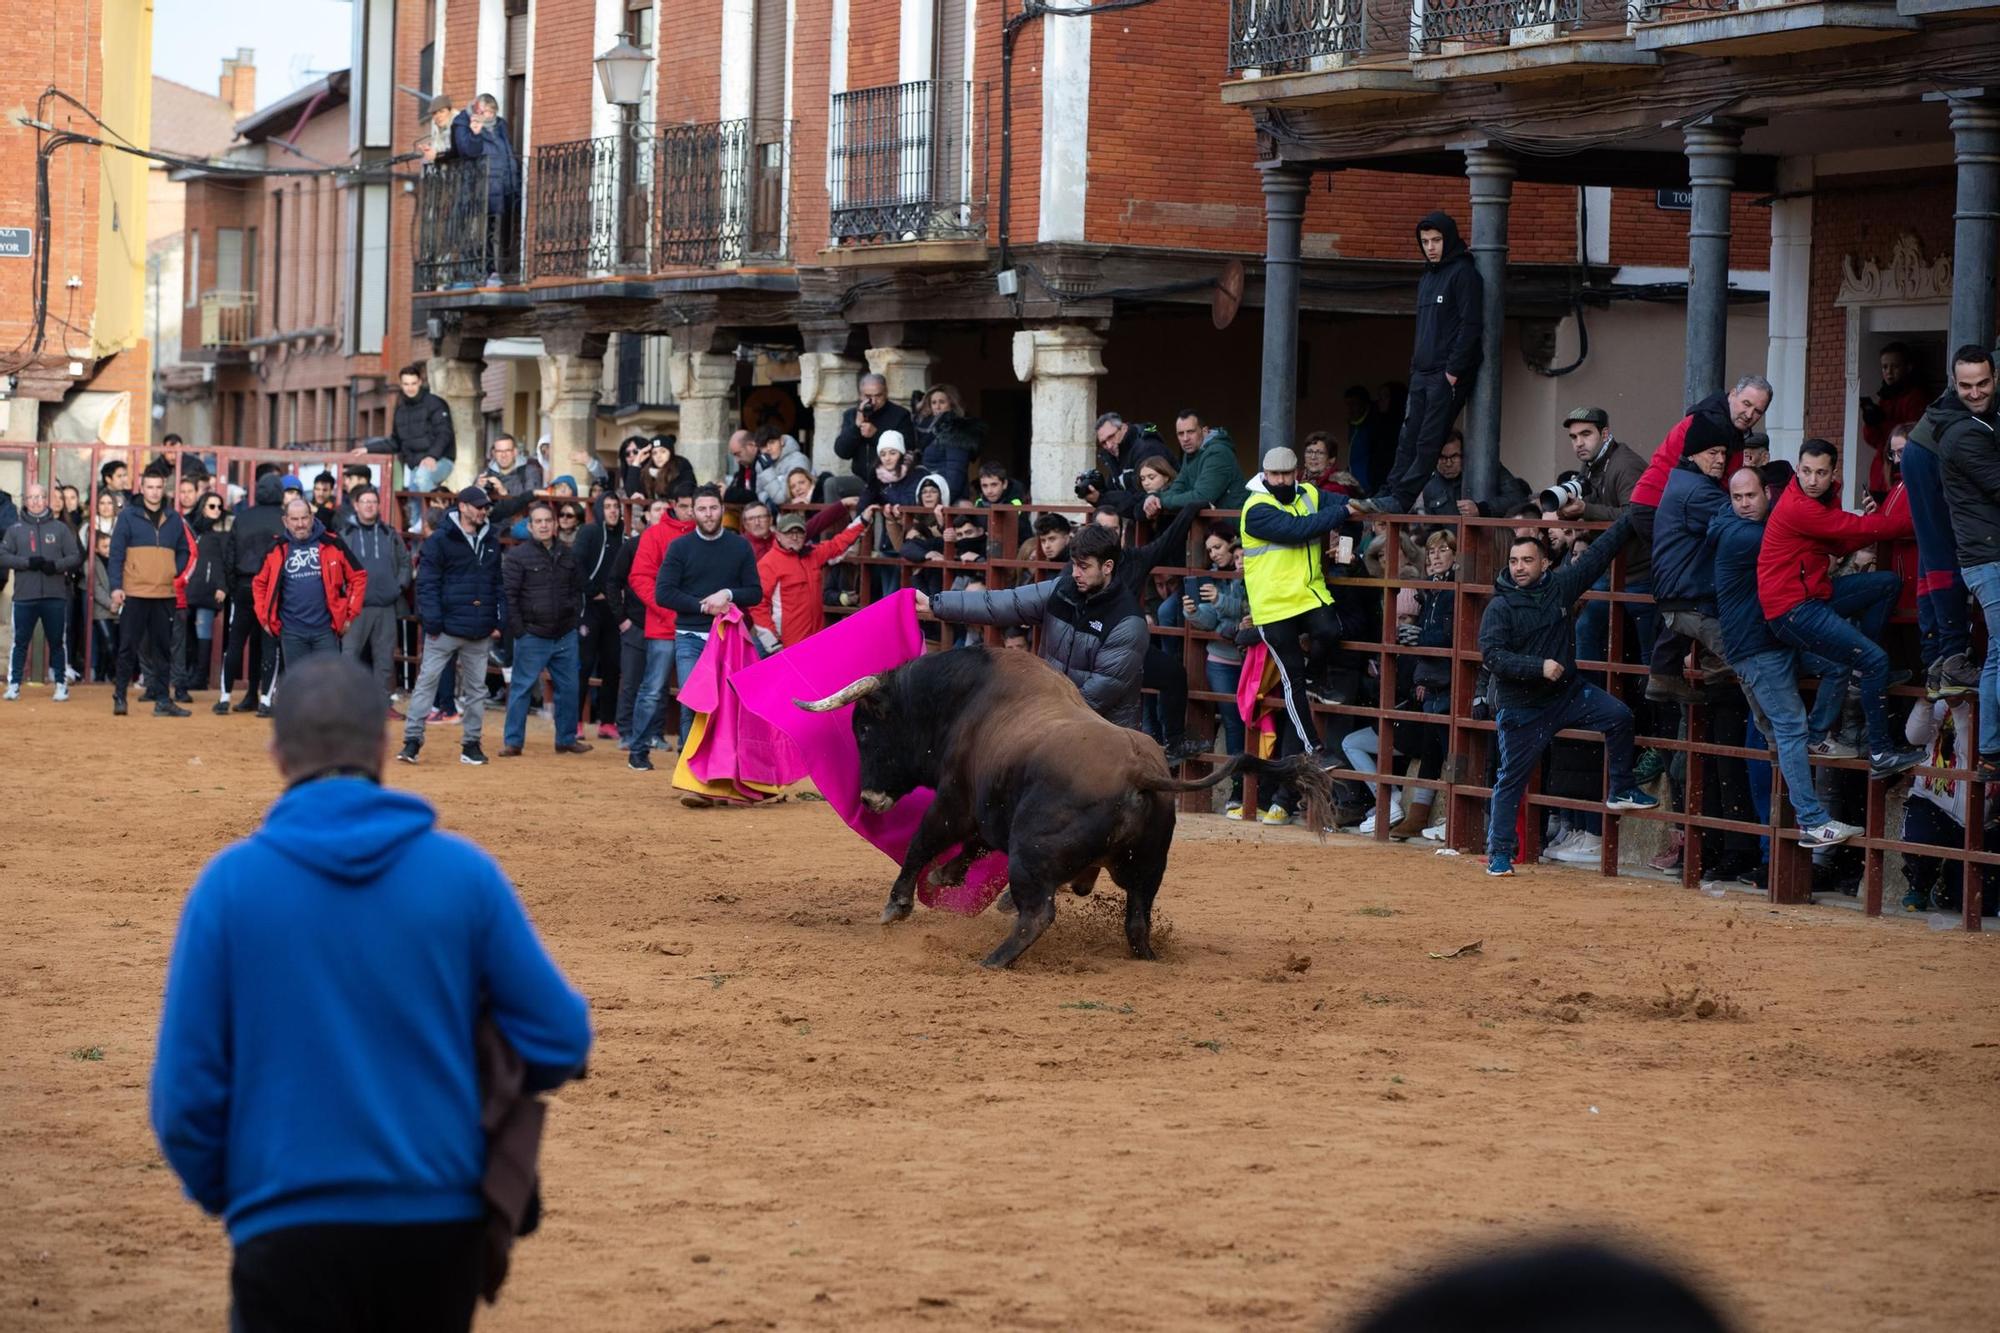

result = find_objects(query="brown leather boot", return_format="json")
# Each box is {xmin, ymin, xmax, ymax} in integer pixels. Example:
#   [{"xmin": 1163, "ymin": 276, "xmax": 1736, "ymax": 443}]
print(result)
[{"xmin": 1388, "ymin": 800, "xmax": 1433, "ymax": 841}]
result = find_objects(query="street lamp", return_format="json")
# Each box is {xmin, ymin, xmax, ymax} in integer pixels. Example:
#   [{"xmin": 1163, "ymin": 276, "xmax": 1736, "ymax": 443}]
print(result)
[{"xmin": 595, "ymin": 40, "xmax": 649, "ymax": 110}]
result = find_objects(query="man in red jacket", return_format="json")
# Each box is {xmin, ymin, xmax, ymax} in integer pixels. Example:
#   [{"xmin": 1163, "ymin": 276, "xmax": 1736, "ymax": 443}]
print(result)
[
  {"xmin": 625, "ymin": 489, "xmax": 696, "ymax": 754},
  {"xmin": 751, "ymin": 505, "xmax": 874, "ymax": 650},
  {"xmin": 1758, "ymin": 439, "xmax": 1921, "ymax": 780},
  {"xmin": 253, "ymin": 498, "xmax": 368, "ymax": 684}
]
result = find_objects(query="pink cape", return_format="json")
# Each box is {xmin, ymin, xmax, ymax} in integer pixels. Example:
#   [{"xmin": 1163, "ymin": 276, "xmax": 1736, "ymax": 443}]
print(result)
[
  {"xmin": 678, "ymin": 607, "xmax": 807, "ymax": 793},
  {"xmin": 729, "ymin": 592, "xmax": 1011, "ymax": 914}
]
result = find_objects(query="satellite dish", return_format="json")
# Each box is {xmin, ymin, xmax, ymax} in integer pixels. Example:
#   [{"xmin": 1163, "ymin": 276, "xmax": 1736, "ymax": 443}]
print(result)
[{"xmin": 1212, "ymin": 259, "xmax": 1245, "ymax": 331}]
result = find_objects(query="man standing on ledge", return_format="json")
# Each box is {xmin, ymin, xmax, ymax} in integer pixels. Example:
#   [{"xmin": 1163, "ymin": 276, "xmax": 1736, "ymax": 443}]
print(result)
[
  {"xmin": 151, "ymin": 655, "xmax": 592, "ymax": 1332},
  {"xmin": 1367, "ymin": 212, "xmax": 1481, "ymax": 515}
]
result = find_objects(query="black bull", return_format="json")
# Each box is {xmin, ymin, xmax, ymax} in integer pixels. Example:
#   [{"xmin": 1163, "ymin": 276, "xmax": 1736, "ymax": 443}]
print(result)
[{"xmin": 797, "ymin": 645, "xmax": 1333, "ymax": 968}]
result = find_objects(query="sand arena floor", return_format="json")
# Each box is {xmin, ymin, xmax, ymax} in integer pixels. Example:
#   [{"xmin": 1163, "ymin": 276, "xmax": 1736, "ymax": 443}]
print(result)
[{"xmin": 3, "ymin": 685, "xmax": 1997, "ymax": 1330}]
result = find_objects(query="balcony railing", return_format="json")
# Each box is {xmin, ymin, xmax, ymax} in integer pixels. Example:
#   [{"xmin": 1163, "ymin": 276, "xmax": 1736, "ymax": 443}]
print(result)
[
  {"xmin": 829, "ymin": 79, "xmax": 986, "ymax": 245},
  {"xmin": 414, "ymin": 153, "xmax": 525, "ymax": 290},
  {"xmin": 199, "ymin": 290, "xmax": 257, "ymax": 348},
  {"xmin": 526, "ymin": 120, "xmax": 791, "ymax": 281},
  {"xmin": 1228, "ymin": 0, "xmax": 1417, "ymax": 70},
  {"xmin": 1416, "ymin": 0, "xmax": 1636, "ymax": 52}
]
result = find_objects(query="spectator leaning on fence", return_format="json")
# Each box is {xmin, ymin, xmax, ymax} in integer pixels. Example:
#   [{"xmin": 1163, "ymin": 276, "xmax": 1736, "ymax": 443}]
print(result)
[
  {"xmin": 150, "ymin": 654, "xmax": 592, "ymax": 1332},
  {"xmin": 1647, "ymin": 413, "xmax": 1736, "ymax": 681},
  {"xmin": 253, "ymin": 498, "xmax": 368, "ymax": 680},
  {"xmin": 1707, "ymin": 466, "xmax": 1860, "ymax": 850},
  {"xmin": 753, "ymin": 426, "xmax": 812, "ymax": 509},
  {"xmin": 1, "ymin": 483, "xmax": 83, "ymax": 701},
  {"xmin": 1927, "ymin": 343, "xmax": 2000, "ymax": 778},
  {"xmin": 108, "ymin": 470, "xmax": 193, "ymax": 719},
  {"xmin": 1240, "ymin": 446, "xmax": 1354, "ymax": 821},
  {"xmin": 1145, "ymin": 409, "xmax": 1249, "ymax": 519},
  {"xmin": 1479, "ymin": 510, "xmax": 1659, "ymax": 878},
  {"xmin": 400, "ymin": 487, "xmax": 507, "ymax": 768},
  {"xmin": 340, "ymin": 486, "xmax": 412, "ymax": 706},
  {"xmin": 1758, "ymin": 438, "xmax": 1922, "ymax": 781},
  {"xmin": 919, "ymin": 522, "xmax": 1151, "ymax": 729},
  {"xmin": 499, "ymin": 501, "xmax": 592, "ymax": 758}
]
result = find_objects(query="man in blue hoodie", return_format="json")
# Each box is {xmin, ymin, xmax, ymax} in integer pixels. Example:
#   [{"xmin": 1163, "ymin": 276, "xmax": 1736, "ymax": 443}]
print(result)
[
  {"xmin": 151, "ymin": 654, "xmax": 591, "ymax": 1330},
  {"xmin": 1368, "ymin": 211, "xmax": 1482, "ymax": 515}
]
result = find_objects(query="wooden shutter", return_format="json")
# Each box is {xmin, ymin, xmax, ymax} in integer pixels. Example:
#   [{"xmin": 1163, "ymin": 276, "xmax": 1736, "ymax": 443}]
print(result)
[
  {"xmin": 752, "ymin": 0, "xmax": 785, "ymax": 136},
  {"xmin": 932, "ymin": 0, "xmax": 969, "ymax": 209}
]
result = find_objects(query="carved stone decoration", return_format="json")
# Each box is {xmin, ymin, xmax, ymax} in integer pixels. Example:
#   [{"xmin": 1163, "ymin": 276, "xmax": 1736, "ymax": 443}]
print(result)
[{"xmin": 1836, "ymin": 233, "xmax": 1953, "ymax": 306}]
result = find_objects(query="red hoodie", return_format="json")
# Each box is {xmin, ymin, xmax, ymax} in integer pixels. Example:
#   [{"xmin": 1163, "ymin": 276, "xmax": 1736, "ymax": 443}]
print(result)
[
  {"xmin": 1632, "ymin": 393, "xmax": 1738, "ymax": 510},
  {"xmin": 1757, "ymin": 479, "xmax": 1912, "ymax": 621},
  {"xmin": 627, "ymin": 514, "xmax": 695, "ymax": 639}
]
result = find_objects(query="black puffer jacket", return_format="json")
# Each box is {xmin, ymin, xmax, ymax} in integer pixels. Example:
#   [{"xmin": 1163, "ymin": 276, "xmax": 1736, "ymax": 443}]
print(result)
[
  {"xmin": 502, "ymin": 535, "xmax": 583, "ymax": 640},
  {"xmin": 390, "ymin": 387, "xmax": 456, "ymax": 469},
  {"xmin": 229, "ymin": 474, "xmax": 288, "ymax": 580},
  {"xmin": 1918, "ymin": 387, "xmax": 2000, "ymax": 568},
  {"xmin": 1410, "ymin": 210, "xmax": 1482, "ymax": 380},
  {"xmin": 1478, "ymin": 510, "xmax": 1632, "ymax": 711},
  {"xmin": 833, "ymin": 400, "xmax": 917, "ymax": 480},
  {"xmin": 182, "ymin": 513, "xmax": 233, "ymax": 609},
  {"xmin": 929, "ymin": 574, "xmax": 1150, "ymax": 728}
]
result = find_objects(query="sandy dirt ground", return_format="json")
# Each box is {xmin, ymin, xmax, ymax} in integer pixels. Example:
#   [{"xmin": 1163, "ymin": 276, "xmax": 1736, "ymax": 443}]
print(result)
[{"xmin": 3, "ymin": 687, "xmax": 1998, "ymax": 1331}]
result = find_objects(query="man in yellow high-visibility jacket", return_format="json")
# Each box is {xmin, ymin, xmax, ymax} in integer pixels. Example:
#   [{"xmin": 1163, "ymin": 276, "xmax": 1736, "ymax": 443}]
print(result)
[{"xmin": 1240, "ymin": 446, "xmax": 1354, "ymax": 825}]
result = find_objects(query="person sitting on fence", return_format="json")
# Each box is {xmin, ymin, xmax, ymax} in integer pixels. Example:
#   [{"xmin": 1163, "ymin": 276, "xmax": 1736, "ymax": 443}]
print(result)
[
  {"xmin": 1479, "ymin": 510, "xmax": 1659, "ymax": 878},
  {"xmin": 1707, "ymin": 466, "xmax": 1860, "ymax": 851},
  {"xmin": 1146, "ymin": 409, "xmax": 1250, "ymax": 518},
  {"xmin": 1647, "ymin": 412, "xmax": 1736, "ymax": 685},
  {"xmin": 918, "ymin": 522, "xmax": 1150, "ymax": 730},
  {"xmin": 1925, "ymin": 344, "xmax": 2000, "ymax": 777},
  {"xmin": 1758, "ymin": 438, "xmax": 1923, "ymax": 781},
  {"xmin": 380, "ymin": 364, "xmax": 456, "ymax": 527}
]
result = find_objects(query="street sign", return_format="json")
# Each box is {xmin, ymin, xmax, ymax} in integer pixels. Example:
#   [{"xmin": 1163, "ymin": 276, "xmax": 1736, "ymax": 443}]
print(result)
[
  {"xmin": 0, "ymin": 228, "xmax": 32, "ymax": 257},
  {"xmin": 1655, "ymin": 188, "xmax": 1693, "ymax": 212}
]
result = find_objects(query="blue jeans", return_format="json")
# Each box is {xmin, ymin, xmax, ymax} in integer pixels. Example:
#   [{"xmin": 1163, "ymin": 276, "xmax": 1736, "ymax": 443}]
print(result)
[
  {"xmin": 1205, "ymin": 658, "xmax": 1245, "ymax": 757},
  {"xmin": 1771, "ymin": 571, "xmax": 1899, "ymax": 756},
  {"xmin": 403, "ymin": 456, "xmax": 451, "ymax": 526},
  {"xmin": 1488, "ymin": 681, "xmax": 1634, "ymax": 860},
  {"xmin": 631, "ymin": 632, "xmax": 708, "ymax": 755},
  {"xmin": 504, "ymin": 630, "xmax": 579, "ymax": 750},
  {"xmin": 1962, "ymin": 560, "xmax": 2000, "ymax": 758},
  {"xmin": 1733, "ymin": 647, "xmax": 1832, "ymax": 829},
  {"xmin": 1900, "ymin": 441, "xmax": 1970, "ymax": 665},
  {"xmin": 9, "ymin": 597, "xmax": 66, "ymax": 685},
  {"xmin": 1574, "ymin": 575, "xmax": 1655, "ymax": 684}
]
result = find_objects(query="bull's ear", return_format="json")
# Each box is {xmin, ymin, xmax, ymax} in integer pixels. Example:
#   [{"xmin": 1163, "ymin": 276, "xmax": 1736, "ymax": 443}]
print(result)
[{"xmin": 856, "ymin": 691, "xmax": 889, "ymax": 717}]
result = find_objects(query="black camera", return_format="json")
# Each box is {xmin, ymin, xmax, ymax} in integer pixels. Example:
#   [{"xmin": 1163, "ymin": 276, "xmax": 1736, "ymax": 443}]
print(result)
[{"xmin": 1074, "ymin": 469, "xmax": 1106, "ymax": 500}]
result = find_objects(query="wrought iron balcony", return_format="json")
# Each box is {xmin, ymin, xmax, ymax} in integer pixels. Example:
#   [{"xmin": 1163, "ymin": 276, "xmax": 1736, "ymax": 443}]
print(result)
[
  {"xmin": 1228, "ymin": 0, "xmax": 1417, "ymax": 71},
  {"xmin": 526, "ymin": 120, "xmax": 791, "ymax": 281},
  {"xmin": 413, "ymin": 153, "xmax": 525, "ymax": 291},
  {"xmin": 829, "ymin": 79, "xmax": 986, "ymax": 245},
  {"xmin": 1415, "ymin": 0, "xmax": 1636, "ymax": 52},
  {"xmin": 198, "ymin": 290, "xmax": 256, "ymax": 348}
]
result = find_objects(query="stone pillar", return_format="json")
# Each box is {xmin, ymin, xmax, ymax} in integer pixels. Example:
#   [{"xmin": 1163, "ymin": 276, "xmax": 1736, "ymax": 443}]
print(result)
[
  {"xmin": 1012, "ymin": 325, "xmax": 1106, "ymax": 504},
  {"xmin": 1463, "ymin": 146, "xmax": 1514, "ymax": 506},
  {"xmin": 863, "ymin": 344, "xmax": 937, "ymax": 415},
  {"xmin": 539, "ymin": 351, "xmax": 604, "ymax": 491},
  {"xmin": 1683, "ymin": 121, "xmax": 1742, "ymax": 409},
  {"xmin": 1951, "ymin": 97, "xmax": 2000, "ymax": 356},
  {"xmin": 669, "ymin": 350, "xmax": 739, "ymax": 484},
  {"xmin": 1764, "ymin": 156, "xmax": 1813, "ymax": 463},
  {"xmin": 426, "ymin": 347, "xmax": 487, "ymax": 491},
  {"xmin": 1258, "ymin": 164, "xmax": 1310, "ymax": 467},
  {"xmin": 799, "ymin": 351, "xmax": 865, "ymax": 475}
]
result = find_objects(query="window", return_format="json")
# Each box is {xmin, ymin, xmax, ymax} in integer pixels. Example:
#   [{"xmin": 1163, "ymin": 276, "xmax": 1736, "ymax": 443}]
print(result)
[
  {"xmin": 269, "ymin": 192, "xmax": 284, "ymax": 329},
  {"xmin": 505, "ymin": 0, "xmax": 529, "ymax": 150},
  {"xmin": 216, "ymin": 228, "xmax": 244, "ymax": 291},
  {"xmin": 625, "ymin": 0, "xmax": 654, "ymax": 51},
  {"xmin": 185, "ymin": 231, "xmax": 199, "ymax": 307}
]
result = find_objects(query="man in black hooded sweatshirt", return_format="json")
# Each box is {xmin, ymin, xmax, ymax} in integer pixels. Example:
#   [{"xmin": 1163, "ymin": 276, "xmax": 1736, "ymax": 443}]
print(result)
[
  {"xmin": 220, "ymin": 473, "xmax": 288, "ymax": 714},
  {"xmin": 1371, "ymin": 212, "xmax": 1482, "ymax": 515}
]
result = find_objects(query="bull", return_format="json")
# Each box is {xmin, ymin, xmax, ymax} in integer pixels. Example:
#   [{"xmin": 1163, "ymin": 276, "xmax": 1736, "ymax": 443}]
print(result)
[{"xmin": 797, "ymin": 644, "xmax": 1333, "ymax": 968}]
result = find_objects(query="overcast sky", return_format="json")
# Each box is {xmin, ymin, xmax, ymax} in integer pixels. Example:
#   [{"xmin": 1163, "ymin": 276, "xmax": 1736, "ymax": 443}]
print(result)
[{"xmin": 153, "ymin": 0, "xmax": 354, "ymax": 110}]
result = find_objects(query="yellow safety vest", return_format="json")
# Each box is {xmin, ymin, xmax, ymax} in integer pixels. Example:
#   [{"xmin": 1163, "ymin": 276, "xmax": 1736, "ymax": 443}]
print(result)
[{"xmin": 1240, "ymin": 485, "xmax": 1335, "ymax": 625}]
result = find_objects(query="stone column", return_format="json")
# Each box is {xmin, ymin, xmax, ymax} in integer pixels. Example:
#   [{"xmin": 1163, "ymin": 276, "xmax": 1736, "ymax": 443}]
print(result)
[
  {"xmin": 426, "ymin": 343, "xmax": 487, "ymax": 491},
  {"xmin": 1463, "ymin": 146, "xmax": 1514, "ymax": 506},
  {"xmin": 1257, "ymin": 164, "xmax": 1310, "ymax": 466},
  {"xmin": 539, "ymin": 351, "xmax": 605, "ymax": 491},
  {"xmin": 1763, "ymin": 156, "xmax": 1813, "ymax": 463},
  {"xmin": 864, "ymin": 344, "xmax": 937, "ymax": 415},
  {"xmin": 1951, "ymin": 97, "xmax": 2000, "ymax": 356},
  {"xmin": 1683, "ymin": 121, "xmax": 1742, "ymax": 409},
  {"xmin": 1012, "ymin": 325, "xmax": 1106, "ymax": 504},
  {"xmin": 799, "ymin": 351, "xmax": 865, "ymax": 475},
  {"xmin": 669, "ymin": 350, "xmax": 739, "ymax": 485}
]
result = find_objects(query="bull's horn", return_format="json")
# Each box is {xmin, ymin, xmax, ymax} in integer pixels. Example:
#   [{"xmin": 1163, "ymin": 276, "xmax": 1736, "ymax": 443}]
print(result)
[{"xmin": 794, "ymin": 674, "xmax": 883, "ymax": 712}]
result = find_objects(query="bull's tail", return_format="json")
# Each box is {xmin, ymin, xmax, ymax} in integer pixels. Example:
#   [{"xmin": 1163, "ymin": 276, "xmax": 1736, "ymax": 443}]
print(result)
[{"xmin": 1139, "ymin": 754, "xmax": 1334, "ymax": 841}]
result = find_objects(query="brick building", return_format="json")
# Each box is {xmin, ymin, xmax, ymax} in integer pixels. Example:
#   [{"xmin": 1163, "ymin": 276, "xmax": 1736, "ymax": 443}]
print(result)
[
  {"xmin": 0, "ymin": 0, "xmax": 153, "ymax": 462},
  {"xmin": 388, "ymin": 0, "xmax": 1801, "ymax": 500}
]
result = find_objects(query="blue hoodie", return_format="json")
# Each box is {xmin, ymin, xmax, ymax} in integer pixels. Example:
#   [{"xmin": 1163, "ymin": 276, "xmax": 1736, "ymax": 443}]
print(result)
[{"xmin": 150, "ymin": 777, "xmax": 592, "ymax": 1244}]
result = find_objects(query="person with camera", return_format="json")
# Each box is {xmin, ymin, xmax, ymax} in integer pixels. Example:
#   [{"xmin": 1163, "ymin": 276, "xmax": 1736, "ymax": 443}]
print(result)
[
  {"xmin": 1078, "ymin": 412, "xmax": 1174, "ymax": 518},
  {"xmin": 1479, "ymin": 509, "xmax": 1659, "ymax": 878},
  {"xmin": 833, "ymin": 373, "xmax": 917, "ymax": 482}
]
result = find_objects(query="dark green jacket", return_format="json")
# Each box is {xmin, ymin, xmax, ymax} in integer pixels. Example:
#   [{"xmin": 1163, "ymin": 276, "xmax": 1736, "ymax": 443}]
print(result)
[{"xmin": 1158, "ymin": 429, "xmax": 1249, "ymax": 513}]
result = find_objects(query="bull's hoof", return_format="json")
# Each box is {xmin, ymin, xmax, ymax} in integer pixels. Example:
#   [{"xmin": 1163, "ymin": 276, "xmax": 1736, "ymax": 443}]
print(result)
[
  {"xmin": 977, "ymin": 950, "xmax": 1015, "ymax": 970},
  {"xmin": 992, "ymin": 888, "xmax": 1017, "ymax": 914},
  {"xmin": 880, "ymin": 896, "xmax": 914, "ymax": 925},
  {"xmin": 1129, "ymin": 942, "xmax": 1158, "ymax": 962}
]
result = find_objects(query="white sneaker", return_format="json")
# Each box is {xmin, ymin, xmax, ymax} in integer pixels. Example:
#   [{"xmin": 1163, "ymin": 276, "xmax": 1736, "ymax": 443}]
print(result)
[
  {"xmin": 52, "ymin": 683, "xmax": 68, "ymax": 703},
  {"xmin": 2, "ymin": 683, "xmax": 17, "ymax": 700},
  {"xmin": 1355, "ymin": 799, "xmax": 1404, "ymax": 835},
  {"xmin": 1420, "ymin": 819, "xmax": 1447, "ymax": 842},
  {"xmin": 1539, "ymin": 826, "xmax": 1575, "ymax": 863},
  {"xmin": 1808, "ymin": 736, "xmax": 1859, "ymax": 760},
  {"xmin": 64, "ymin": 665, "xmax": 80, "ymax": 683},
  {"xmin": 1551, "ymin": 831, "xmax": 1604, "ymax": 865},
  {"xmin": 1801, "ymin": 819, "xmax": 1860, "ymax": 849}
]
